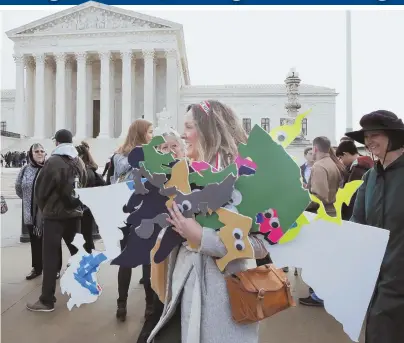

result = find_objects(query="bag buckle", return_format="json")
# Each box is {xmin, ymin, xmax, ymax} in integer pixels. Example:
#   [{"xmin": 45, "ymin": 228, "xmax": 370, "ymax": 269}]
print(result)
[{"xmin": 257, "ymin": 288, "xmax": 266, "ymax": 299}]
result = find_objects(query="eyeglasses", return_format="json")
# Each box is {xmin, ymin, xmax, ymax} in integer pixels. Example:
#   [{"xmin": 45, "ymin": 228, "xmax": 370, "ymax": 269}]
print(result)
[{"xmin": 34, "ymin": 150, "xmax": 45, "ymax": 153}]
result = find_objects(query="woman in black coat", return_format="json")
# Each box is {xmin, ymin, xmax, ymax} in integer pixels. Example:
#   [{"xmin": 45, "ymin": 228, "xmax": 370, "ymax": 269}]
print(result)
[{"xmin": 346, "ymin": 110, "xmax": 404, "ymax": 343}]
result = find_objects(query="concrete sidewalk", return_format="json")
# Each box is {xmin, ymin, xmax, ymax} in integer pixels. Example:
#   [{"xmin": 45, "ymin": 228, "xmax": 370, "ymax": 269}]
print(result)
[{"xmin": 1, "ymin": 201, "xmax": 362, "ymax": 343}]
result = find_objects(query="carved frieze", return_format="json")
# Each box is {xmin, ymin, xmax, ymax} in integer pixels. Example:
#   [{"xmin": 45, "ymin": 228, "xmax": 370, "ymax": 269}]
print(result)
[{"xmin": 18, "ymin": 8, "xmax": 170, "ymax": 35}]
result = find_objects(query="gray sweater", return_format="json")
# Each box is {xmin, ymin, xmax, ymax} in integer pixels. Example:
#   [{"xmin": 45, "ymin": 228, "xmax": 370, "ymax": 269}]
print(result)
[
  {"xmin": 148, "ymin": 228, "xmax": 270, "ymax": 343},
  {"xmin": 15, "ymin": 164, "xmax": 40, "ymax": 225}
]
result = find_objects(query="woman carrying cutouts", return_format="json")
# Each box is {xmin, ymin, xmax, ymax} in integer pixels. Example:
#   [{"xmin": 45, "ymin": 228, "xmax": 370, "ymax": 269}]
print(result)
[
  {"xmin": 136, "ymin": 128, "xmax": 186, "ymax": 343},
  {"xmin": 112, "ymin": 119, "xmax": 154, "ymax": 322},
  {"xmin": 147, "ymin": 101, "xmax": 270, "ymax": 343}
]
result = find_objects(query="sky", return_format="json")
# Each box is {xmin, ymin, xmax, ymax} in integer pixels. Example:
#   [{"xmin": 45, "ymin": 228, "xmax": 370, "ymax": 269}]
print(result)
[{"xmin": 1, "ymin": 6, "xmax": 404, "ymax": 139}]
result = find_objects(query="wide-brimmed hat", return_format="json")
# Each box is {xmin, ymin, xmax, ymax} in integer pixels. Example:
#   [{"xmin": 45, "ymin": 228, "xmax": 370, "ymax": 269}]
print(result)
[{"xmin": 345, "ymin": 110, "xmax": 404, "ymax": 144}]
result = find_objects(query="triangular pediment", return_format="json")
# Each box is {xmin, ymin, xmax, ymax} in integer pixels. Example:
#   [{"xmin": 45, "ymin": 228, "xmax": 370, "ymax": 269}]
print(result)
[{"xmin": 7, "ymin": 1, "xmax": 180, "ymax": 37}]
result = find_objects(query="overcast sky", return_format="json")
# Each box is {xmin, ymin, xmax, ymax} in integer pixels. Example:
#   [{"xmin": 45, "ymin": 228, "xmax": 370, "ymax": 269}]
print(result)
[{"xmin": 1, "ymin": 7, "xmax": 403, "ymax": 138}]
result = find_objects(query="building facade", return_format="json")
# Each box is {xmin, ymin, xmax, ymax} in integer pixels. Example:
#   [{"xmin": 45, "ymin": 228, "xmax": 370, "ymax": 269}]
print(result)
[{"xmin": 1, "ymin": 1, "xmax": 338, "ymax": 163}]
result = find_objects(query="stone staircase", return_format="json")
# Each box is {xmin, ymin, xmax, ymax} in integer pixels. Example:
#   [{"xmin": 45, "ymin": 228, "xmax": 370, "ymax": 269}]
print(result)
[{"xmin": 1, "ymin": 168, "xmax": 19, "ymax": 199}]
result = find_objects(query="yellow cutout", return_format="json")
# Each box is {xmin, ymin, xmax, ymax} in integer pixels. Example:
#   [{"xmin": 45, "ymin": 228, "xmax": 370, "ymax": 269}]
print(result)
[
  {"xmin": 164, "ymin": 159, "xmax": 196, "ymax": 249},
  {"xmin": 164, "ymin": 159, "xmax": 191, "ymax": 208},
  {"xmin": 278, "ymin": 213, "xmax": 310, "ymax": 244},
  {"xmin": 269, "ymin": 109, "xmax": 312, "ymax": 148},
  {"xmin": 310, "ymin": 180, "xmax": 363, "ymax": 224},
  {"xmin": 216, "ymin": 208, "xmax": 254, "ymax": 272}
]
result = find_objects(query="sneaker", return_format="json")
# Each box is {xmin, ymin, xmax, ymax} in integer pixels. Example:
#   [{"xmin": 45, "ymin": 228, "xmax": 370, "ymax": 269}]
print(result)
[
  {"xmin": 26, "ymin": 300, "xmax": 54, "ymax": 312},
  {"xmin": 282, "ymin": 267, "xmax": 289, "ymax": 273},
  {"xmin": 299, "ymin": 296, "xmax": 324, "ymax": 307},
  {"xmin": 116, "ymin": 301, "xmax": 127, "ymax": 322},
  {"xmin": 26, "ymin": 269, "xmax": 42, "ymax": 280}
]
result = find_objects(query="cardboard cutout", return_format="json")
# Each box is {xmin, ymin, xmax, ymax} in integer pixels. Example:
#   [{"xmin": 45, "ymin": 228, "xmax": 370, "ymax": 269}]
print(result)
[
  {"xmin": 142, "ymin": 136, "xmax": 174, "ymax": 174},
  {"xmin": 60, "ymin": 234, "xmax": 107, "ymax": 310},
  {"xmin": 155, "ymin": 174, "xmax": 237, "ymax": 262},
  {"xmin": 310, "ymin": 180, "xmax": 363, "ymax": 224},
  {"xmin": 111, "ymin": 181, "xmax": 170, "ymax": 268},
  {"xmin": 216, "ymin": 208, "xmax": 254, "ymax": 271},
  {"xmin": 269, "ymin": 109, "xmax": 311, "ymax": 148},
  {"xmin": 269, "ymin": 212, "xmax": 389, "ymax": 342},
  {"xmin": 236, "ymin": 125, "xmax": 310, "ymax": 232},
  {"xmin": 189, "ymin": 163, "xmax": 237, "ymax": 187}
]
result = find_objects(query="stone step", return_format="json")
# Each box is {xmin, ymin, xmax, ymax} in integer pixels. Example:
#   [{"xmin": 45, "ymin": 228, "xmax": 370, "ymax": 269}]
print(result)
[{"xmin": 1, "ymin": 169, "xmax": 19, "ymax": 199}]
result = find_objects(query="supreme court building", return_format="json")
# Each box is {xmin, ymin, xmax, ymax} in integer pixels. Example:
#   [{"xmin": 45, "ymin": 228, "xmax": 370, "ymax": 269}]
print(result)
[{"xmin": 2, "ymin": 1, "xmax": 338, "ymax": 163}]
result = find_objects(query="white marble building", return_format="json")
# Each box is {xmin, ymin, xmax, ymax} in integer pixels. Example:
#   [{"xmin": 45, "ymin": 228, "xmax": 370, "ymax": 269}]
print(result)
[{"xmin": 1, "ymin": 1, "xmax": 337, "ymax": 163}]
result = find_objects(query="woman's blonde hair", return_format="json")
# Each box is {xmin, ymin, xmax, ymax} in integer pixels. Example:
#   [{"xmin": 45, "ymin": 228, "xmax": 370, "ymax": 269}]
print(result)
[
  {"xmin": 187, "ymin": 101, "xmax": 247, "ymax": 167},
  {"xmin": 117, "ymin": 119, "xmax": 152, "ymax": 155}
]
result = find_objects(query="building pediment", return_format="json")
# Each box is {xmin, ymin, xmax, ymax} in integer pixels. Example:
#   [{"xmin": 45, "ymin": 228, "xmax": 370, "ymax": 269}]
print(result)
[{"xmin": 6, "ymin": 1, "xmax": 180, "ymax": 37}]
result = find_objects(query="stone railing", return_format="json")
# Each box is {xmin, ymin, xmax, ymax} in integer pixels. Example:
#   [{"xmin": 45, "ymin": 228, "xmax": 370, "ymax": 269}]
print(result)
[{"xmin": 1, "ymin": 130, "xmax": 21, "ymax": 138}]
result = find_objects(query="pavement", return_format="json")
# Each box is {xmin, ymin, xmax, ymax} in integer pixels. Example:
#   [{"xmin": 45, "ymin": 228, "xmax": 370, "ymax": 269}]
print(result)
[{"xmin": 1, "ymin": 168, "xmax": 364, "ymax": 343}]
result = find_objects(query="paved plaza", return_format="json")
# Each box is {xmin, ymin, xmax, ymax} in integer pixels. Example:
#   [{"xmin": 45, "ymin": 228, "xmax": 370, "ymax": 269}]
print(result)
[{"xmin": 1, "ymin": 168, "xmax": 364, "ymax": 343}]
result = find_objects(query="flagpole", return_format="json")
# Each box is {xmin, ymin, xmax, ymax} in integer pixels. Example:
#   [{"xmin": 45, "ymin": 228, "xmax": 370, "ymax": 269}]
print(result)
[{"xmin": 345, "ymin": 10, "xmax": 353, "ymax": 133}]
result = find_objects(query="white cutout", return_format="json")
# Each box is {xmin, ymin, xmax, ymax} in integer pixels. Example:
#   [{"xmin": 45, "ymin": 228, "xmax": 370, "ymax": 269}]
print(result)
[
  {"xmin": 76, "ymin": 182, "xmax": 133, "ymax": 260},
  {"xmin": 269, "ymin": 212, "xmax": 389, "ymax": 342}
]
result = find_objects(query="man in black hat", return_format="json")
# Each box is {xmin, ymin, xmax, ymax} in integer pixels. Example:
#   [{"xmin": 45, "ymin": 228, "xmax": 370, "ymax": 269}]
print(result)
[
  {"xmin": 346, "ymin": 110, "xmax": 404, "ymax": 343},
  {"xmin": 26, "ymin": 129, "xmax": 87, "ymax": 312}
]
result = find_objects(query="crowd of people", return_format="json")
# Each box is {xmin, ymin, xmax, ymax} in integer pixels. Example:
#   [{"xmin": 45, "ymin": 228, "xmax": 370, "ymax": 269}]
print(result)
[
  {"xmin": 4, "ymin": 102, "xmax": 404, "ymax": 343},
  {"xmin": 1, "ymin": 150, "xmax": 28, "ymax": 168}
]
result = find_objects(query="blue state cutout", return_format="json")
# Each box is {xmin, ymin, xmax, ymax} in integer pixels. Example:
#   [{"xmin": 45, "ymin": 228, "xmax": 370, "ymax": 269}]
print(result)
[{"xmin": 73, "ymin": 253, "xmax": 108, "ymax": 295}]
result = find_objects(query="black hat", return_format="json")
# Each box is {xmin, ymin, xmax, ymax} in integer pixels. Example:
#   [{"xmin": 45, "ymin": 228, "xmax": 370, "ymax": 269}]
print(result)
[
  {"xmin": 53, "ymin": 129, "xmax": 73, "ymax": 144},
  {"xmin": 345, "ymin": 110, "xmax": 404, "ymax": 144}
]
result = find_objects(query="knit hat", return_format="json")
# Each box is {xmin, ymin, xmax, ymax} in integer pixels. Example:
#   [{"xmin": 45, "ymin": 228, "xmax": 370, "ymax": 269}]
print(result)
[{"xmin": 52, "ymin": 129, "xmax": 73, "ymax": 144}]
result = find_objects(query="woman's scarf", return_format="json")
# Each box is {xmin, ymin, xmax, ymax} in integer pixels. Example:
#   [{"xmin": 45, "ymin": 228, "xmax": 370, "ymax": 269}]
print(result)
[{"xmin": 28, "ymin": 144, "xmax": 45, "ymax": 236}]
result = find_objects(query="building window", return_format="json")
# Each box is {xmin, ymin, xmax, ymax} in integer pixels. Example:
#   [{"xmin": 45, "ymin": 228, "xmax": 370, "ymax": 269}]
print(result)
[
  {"xmin": 243, "ymin": 118, "xmax": 251, "ymax": 134},
  {"xmin": 301, "ymin": 118, "xmax": 308, "ymax": 136},
  {"xmin": 0, "ymin": 121, "xmax": 6, "ymax": 132},
  {"xmin": 261, "ymin": 118, "xmax": 270, "ymax": 132}
]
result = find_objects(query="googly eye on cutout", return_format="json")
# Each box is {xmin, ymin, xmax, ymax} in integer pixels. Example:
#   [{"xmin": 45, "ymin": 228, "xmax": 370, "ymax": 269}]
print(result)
[
  {"xmin": 276, "ymin": 131, "xmax": 287, "ymax": 143},
  {"xmin": 264, "ymin": 208, "xmax": 275, "ymax": 219},
  {"xmin": 232, "ymin": 228, "xmax": 244, "ymax": 240},
  {"xmin": 234, "ymin": 240, "xmax": 245, "ymax": 251},
  {"xmin": 177, "ymin": 204, "xmax": 184, "ymax": 213},
  {"xmin": 229, "ymin": 189, "xmax": 242, "ymax": 206},
  {"xmin": 269, "ymin": 217, "xmax": 280, "ymax": 229},
  {"xmin": 181, "ymin": 200, "xmax": 192, "ymax": 212}
]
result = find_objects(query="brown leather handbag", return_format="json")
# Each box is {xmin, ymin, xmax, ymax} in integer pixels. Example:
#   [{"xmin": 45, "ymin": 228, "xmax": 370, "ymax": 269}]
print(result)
[{"xmin": 225, "ymin": 264, "xmax": 295, "ymax": 324}]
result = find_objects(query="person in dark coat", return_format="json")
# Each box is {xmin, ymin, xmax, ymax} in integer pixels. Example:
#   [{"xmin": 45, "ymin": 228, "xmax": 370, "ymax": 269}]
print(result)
[
  {"xmin": 76, "ymin": 142, "xmax": 105, "ymax": 254},
  {"xmin": 335, "ymin": 140, "xmax": 373, "ymax": 220},
  {"xmin": 346, "ymin": 110, "xmax": 404, "ymax": 343},
  {"xmin": 300, "ymin": 147, "xmax": 314, "ymax": 187}
]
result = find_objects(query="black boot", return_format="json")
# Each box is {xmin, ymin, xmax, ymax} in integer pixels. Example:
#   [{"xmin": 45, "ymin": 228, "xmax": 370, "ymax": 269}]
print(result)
[
  {"xmin": 26, "ymin": 268, "xmax": 42, "ymax": 280},
  {"xmin": 116, "ymin": 300, "xmax": 127, "ymax": 322}
]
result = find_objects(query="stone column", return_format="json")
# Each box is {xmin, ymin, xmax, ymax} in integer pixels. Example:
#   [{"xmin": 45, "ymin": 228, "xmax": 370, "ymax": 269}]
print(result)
[
  {"xmin": 75, "ymin": 52, "xmax": 88, "ymax": 139},
  {"xmin": 25, "ymin": 57, "xmax": 35, "ymax": 137},
  {"xmin": 120, "ymin": 50, "xmax": 133, "ymax": 138},
  {"xmin": 131, "ymin": 58, "xmax": 137, "ymax": 121},
  {"xmin": 65, "ymin": 59, "xmax": 73, "ymax": 132},
  {"xmin": 13, "ymin": 54, "xmax": 25, "ymax": 136},
  {"xmin": 44, "ymin": 58, "xmax": 54, "ymax": 137},
  {"xmin": 99, "ymin": 51, "xmax": 112, "ymax": 138},
  {"xmin": 143, "ymin": 49, "xmax": 155, "ymax": 123},
  {"xmin": 55, "ymin": 53, "xmax": 67, "ymax": 131},
  {"xmin": 165, "ymin": 49, "xmax": 179, "ymax": 130},
  {"xmin": 33, "ymin": 53, "xmax": 46, "ymax": 138},
  {"xmin": 110, "ymin": 56, "xmax": 116, "ymax": 137},
  {"xmin": 86, "ymin": 59, "xmax": 93, "ymax": 138}
]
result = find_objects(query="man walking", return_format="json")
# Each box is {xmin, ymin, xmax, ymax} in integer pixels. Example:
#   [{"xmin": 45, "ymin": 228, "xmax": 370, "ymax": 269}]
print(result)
[{"xmin": 26, "ymin": 129, "xmax": 87, "ymax": 312}]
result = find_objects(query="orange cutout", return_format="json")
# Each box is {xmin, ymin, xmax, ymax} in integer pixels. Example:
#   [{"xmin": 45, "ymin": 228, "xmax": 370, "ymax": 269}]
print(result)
[{"xmin": 216, "ymin": 207, "xmax": 254, "ymax": 272}]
